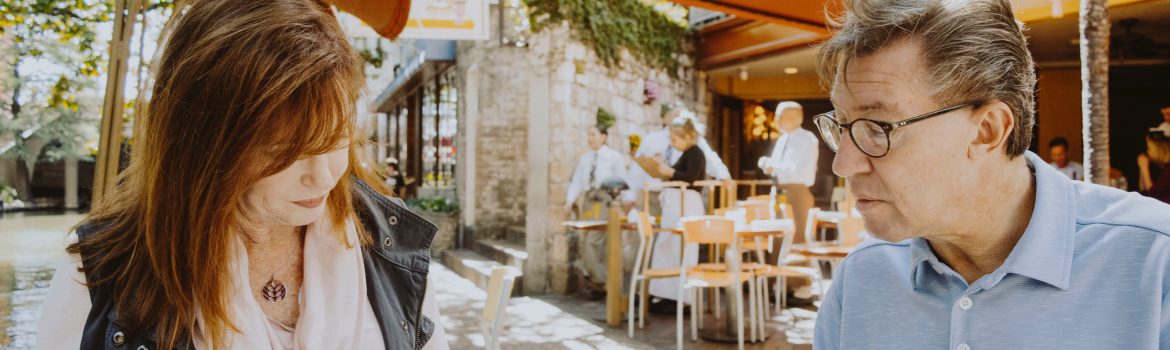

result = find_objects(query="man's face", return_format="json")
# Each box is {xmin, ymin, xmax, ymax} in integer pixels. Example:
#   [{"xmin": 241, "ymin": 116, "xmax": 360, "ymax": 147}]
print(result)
[
  {"xmin": 587, "ymin": 126, "xmax": 606, "ymax": 151},
  {"xmin": 776, "ymin": 108, "xmax": 804, "ymax": 132},
  {"xmin": 829, "ymin": 38, "xmax": 980, "ymax": 243},
  {"xmin": 1161, "ymin": 107, "xmax": 1170, "ymax": 123},
  {"xmin": 1050, "ymin": 144, "xmax": 1069, "ymax": 167}
]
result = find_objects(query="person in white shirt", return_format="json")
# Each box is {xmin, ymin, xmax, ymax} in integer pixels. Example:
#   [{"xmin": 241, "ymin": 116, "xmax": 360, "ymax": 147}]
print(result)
[
  {"xmin": 565, "ymin": 124, "xmax": 628, "ymax": 215},
  {"xmin": 1047, "ymin": 137, "xmax": 1084, "ymax": 180},
  {"xmin": 565, "ymin": 124, "xmax": 630, "ymax": 287},
  {"xmin": 761, "ymin": 101, "xmax": 820, "ymax": 256},
  {"xmin": 1157, "ymin": 106, "xmax": 1170, "ymax": 135},
  {"xmin": 624, "ymin": 105, "xmax": 731, "ymax": 205}
]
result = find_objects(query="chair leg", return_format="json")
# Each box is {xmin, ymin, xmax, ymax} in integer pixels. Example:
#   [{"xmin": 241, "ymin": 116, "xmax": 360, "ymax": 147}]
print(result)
[
  {"xmin": 748, "ymin": 280, "xmax": 757, "ymax": 342},
  {"xmin": 691, "ymin": 289, "xmax": 699, "ymax": 342},
  {"xmin": 715, "ymin": 285, "xmax": 723, "ymax": 320},
  {"xmin": 735, "ymin": 284, "xmax": 745, "ymax": 350},
  {"xmin": 677, "ymin": 287, "xmax": 685, "ymax": 350},
  {"xmin": 761, "ymin": 277, "xmax": 770, "ymax": 320},
  {"xmin": 780, "ymin": 277, "xmax": 788, "ymax": 311},
  {"xmin": 640, "ymin": 282, "xmax": 648, "ymax": 329},
  {"xmin": 696, "ymin": 288, "xmax": 704, "ymax": 330},
  {"xmin": 628, "ymin": 278, "xmax": 638, "ymax": 338}
]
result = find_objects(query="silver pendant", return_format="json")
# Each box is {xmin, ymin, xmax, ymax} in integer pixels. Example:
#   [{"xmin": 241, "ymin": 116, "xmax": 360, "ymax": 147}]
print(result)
[{"xmin": 262, "ymin": 275, "xmax": 287, "ymax": 303}]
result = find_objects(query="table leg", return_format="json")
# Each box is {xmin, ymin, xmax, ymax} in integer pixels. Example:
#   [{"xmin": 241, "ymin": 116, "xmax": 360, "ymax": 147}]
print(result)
[{"xmin": 606, "ymin": 205, "xmax": 623, "ymax": 327}]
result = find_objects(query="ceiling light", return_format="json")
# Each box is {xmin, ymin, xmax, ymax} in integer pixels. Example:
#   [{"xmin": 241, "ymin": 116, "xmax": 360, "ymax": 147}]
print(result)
[
  {"xmin": 784, "ymin": 67, "xmax": 798, "ymax": 74},
  {"xmin": 1051, "ymin": 0, "xmax": 1064, "ymax": 18},
  {"xmin": 739, "ymin": 66, "xmax": 749, "ymax": 81}
]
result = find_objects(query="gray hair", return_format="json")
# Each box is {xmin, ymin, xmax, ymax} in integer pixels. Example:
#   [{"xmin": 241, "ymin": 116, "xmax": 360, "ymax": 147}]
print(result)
[
  {"xmin": 775, "ymin": 101, "xmax": 803, "ymax": 115},
  {"xmin": 817, "ymin": 0, "xmax": 1037, "ymax": 157}
]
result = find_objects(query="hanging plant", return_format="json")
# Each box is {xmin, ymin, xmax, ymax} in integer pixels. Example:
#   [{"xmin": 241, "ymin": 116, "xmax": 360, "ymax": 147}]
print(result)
[
  {"xmin": 524, "ymin": 0, "xmax": 691, "ymax": 78},
  {"xmin": 642, "ymin": 78, "xmax": 660, "ymax": 104},
  {"xmin": 596, "ymin": 107, "xmax": 617, "ymax": 129}
]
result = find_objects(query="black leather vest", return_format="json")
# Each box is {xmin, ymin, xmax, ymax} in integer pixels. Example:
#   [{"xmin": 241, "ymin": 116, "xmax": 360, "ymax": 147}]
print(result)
[{"xmin": 75, "ymin": 179, "xmax": 437, "ymax": 349}]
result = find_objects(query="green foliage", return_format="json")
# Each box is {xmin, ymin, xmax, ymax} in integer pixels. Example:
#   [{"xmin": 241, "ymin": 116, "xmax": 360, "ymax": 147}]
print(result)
[
  {"xmin": 524, "ymin": 0, "xmax": 690, "ymax": 78},
  {"xmin": 406, "ymin": 196, "xmax": 460, "ymax": 214},
  {"xmin": 0, "ymin": 183, "xmax": 16, "ymax": 203},
  {"xmin": 595, "ymin": 107, "xmax": 615, "ymax": 129}
]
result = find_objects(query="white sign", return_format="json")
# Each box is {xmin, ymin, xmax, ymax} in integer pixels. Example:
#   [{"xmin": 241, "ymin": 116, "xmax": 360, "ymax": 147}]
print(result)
[{"xmin": 399, "ymin": 0, "xmax": 490, "ymax": 41}]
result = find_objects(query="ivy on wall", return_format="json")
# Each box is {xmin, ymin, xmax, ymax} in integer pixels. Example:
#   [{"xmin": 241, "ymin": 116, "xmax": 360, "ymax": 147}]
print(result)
[{"xmin": 524, "ymin": 0, "xmax": 691, "ymax": 78}]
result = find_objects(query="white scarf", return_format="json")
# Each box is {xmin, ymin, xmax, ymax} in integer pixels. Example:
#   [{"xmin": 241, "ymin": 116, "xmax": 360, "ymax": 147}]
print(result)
[{"xmin": 194, "ymin": 219, "xmax": 384, "ymax": 349}]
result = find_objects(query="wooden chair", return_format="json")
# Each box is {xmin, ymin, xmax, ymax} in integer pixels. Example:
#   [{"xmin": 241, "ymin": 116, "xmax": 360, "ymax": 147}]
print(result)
[
  {"xmin": 481, "ymin": 266, "xmax": 521, "ymax": 350},
  {"xmin": 627, "ymin": 210, "xmax": 682, "ymax": 337},
  {"xmin": 754, "ymin": 205, "xmax": 821, "ymax": 324},
  {"xmin": 736, "ymin": 179, "xmax": 773, "ymax": 200},
  {"xmin": 677, "ymin": 216, "xmax": 757, "ymax": 350}
]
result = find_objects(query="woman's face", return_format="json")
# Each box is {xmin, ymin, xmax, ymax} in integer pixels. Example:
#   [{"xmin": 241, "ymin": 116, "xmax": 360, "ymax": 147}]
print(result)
[
  {"xmin": 669, "ymin": 129, "xmax": 695, "ymax": 151},
  {"xmin": 245, "ymin": 144, "xmax": 349, "ymax": 227}
]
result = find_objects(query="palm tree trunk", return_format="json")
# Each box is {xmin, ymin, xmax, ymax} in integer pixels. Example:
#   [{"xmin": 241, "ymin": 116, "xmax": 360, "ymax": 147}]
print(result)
[{"xmin": 1080, "ymin": 0, "xmax": 1110, "ymax": 185}]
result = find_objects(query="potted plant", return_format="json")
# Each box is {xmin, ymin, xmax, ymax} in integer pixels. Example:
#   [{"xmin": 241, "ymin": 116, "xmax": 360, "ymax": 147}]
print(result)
[{"xmin": 405, "ymin": 196, "xmax": 459, "ymax": 257}]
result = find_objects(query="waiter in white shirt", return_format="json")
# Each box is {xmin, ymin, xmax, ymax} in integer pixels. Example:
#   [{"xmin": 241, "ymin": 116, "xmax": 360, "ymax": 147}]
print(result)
[
  {"xmin": 565, "ymin": 124, "xmax": 630, "ymax": 286},
  {"xmin": 762, "ymin": 102, "xmax": 819, "ymax": 260}
]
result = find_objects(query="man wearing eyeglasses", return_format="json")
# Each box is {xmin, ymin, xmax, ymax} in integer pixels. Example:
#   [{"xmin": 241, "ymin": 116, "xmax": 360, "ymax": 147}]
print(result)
[{"xmin": 811, "ymin": 1, "xmax": 1170, "ymax": 349}]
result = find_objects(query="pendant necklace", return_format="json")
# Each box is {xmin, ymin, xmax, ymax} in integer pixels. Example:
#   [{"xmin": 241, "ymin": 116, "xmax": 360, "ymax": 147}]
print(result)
[{"xmin": 260, "ymin": 227, "xmax": 304, "ymax": 303}]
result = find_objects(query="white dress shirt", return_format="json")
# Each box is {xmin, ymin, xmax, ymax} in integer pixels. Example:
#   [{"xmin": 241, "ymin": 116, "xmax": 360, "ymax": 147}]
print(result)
[
  {"xmin": 765, "ymin": 128, "xmax": 819, "ymax": 187},
  {"xmin": 1050, "ymin": 161, "xmax": 1085, "ymax": 181},
  {"xmin": 566, "ymin": 145, "xmax": 628, "ymax": 204}
]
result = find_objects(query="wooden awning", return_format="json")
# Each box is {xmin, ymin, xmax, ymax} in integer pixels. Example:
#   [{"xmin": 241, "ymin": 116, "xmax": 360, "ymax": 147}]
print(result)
[
  {"xmin": 673, "ymin": 0, "xmax": 840, "ymax": 69},
  {"xmin": 333, "ymin": 0, "xmax": 413, "ymax": 39}
]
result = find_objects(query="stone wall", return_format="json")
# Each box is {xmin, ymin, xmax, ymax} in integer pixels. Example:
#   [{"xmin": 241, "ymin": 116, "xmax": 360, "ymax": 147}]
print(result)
[
  {"xmin": 454, "ymin": 19, "xmax": 701, "ymax": 294},
  {"xmin": 456, "ymin": 34, "xmax": 534, "ymax": 240},
  {"xmin": 529, "ymin": 24, "xmax": 702, "ymax": 294}
]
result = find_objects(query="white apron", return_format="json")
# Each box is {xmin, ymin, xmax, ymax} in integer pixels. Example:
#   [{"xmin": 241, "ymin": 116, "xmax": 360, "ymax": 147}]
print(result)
[{"xmin": 648, "ymin": 188, "xmax": 704, "ymax": 303}]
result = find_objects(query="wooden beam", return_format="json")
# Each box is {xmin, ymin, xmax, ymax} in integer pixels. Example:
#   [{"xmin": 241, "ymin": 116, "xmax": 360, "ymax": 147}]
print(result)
[
  {"xmin": 93, "ymin": 0, "xmax": 145, "ymax": 204},
  {"xmin": 672, "ymin": 0, "xmax": 830, "ymax": 34},
  {"xmin": 696, "ymin": 19, "xmax": 829, "ymax": 69}
]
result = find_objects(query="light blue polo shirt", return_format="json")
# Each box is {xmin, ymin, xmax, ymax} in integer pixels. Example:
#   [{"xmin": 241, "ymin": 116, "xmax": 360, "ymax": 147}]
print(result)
[{"xmin": 814, "ymin": 152, "xmax": 1170, "ymax": 350}]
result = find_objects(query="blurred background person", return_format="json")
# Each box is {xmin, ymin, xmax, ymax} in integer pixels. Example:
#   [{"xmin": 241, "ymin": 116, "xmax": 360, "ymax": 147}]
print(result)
[
  {"xmin": 761, "ymin": 101, "xmax": 819, "ymax": 249},
  {"xmin": 383, "ymin": 157, "xmax": 406, "ymax": 198},
  {"xmin": 1138, "ymin": 130, "xmax": 1170, "ymax": 204},
  {"xmin": 564, "ymin": 123, "xmax": 629, "ymax": 291},
  {"xmin": 1047, "ymin": 137, "xmax": 1084, "ymax": 180},
  {"xmin": 1157, "ymin": 106, "xmax": 1170, "ymax": 135},
  {"xmin": 624, "ymin": 103, "xmax": 730, "ymax": 208},
  {"xmin": 645, "ymin": 115, "xmax": 706, "ymax": 310}
]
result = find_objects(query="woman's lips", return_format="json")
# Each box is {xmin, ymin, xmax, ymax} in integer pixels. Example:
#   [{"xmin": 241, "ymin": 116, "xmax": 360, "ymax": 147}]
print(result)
[{"xmin": 293, "ymin": 195, "xmax": 326, "ymax": 209}]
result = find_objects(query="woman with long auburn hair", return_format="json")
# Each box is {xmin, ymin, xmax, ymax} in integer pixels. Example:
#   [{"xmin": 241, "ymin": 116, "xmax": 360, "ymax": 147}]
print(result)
[{"xmin": 35, "ymin": 0, "xmax": 448, "ymax": 348}]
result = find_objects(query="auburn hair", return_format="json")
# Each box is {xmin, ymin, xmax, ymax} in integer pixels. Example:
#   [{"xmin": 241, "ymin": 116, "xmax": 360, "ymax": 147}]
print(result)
[{"xmin": 67, "ymin": 0, "xmax": 385, "ymax": 347}]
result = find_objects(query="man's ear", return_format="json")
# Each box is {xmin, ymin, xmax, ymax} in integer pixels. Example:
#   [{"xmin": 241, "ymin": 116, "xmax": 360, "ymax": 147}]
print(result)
[{"xmin": 968, "ymin": 100, "xmax": 1015, "ymax": 159}]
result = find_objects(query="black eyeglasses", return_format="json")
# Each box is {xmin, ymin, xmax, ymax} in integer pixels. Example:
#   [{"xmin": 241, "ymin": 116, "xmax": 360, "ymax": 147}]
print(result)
[{"xmin": 813, "ymin": 102, "xmax": 978, "ymax": 158}]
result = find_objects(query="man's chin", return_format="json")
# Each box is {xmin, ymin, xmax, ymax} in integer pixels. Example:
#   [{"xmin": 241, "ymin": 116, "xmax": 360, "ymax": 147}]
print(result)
[{"xmin": 858, "ymin": 217, "xmax": 909, "ymax": 243}]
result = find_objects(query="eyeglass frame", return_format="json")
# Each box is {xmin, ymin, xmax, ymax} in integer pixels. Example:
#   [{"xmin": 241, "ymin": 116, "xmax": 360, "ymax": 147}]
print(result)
[{"xmin": 812, "ymin": 102, "xmax": 980, "ymax": 158}]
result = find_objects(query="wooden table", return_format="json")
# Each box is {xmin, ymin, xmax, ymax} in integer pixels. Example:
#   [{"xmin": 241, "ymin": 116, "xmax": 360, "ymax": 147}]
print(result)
[
  {"xmin": 562, "ymin": 209, "xmax": 637, "ymax": 327},
  {"xmin": 789, "ymin": 244, "xmax": 854, "ymax": 259}
]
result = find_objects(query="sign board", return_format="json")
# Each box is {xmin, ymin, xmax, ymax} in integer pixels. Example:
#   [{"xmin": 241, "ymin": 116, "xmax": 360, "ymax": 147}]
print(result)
[{"xmin": 399, "ymin": 0, "xmax": 491, "ymax": 41}]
